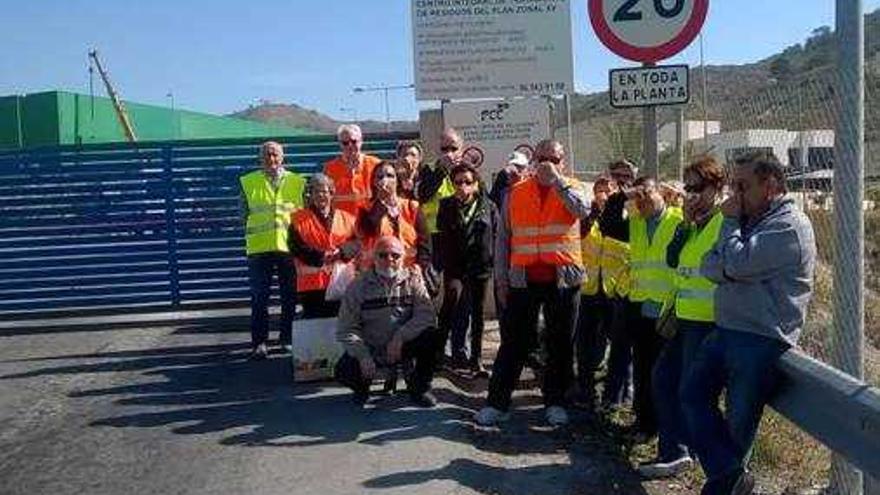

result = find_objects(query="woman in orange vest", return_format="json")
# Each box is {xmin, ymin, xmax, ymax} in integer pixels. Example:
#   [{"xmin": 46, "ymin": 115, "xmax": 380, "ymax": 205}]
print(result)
[
  {"xmin": 356, "ymin": 161, "xmax": 432, "ymax": 282},
  {"xmin": 289, "ymin": 174, "xmax": 359, "ymax": 318}
]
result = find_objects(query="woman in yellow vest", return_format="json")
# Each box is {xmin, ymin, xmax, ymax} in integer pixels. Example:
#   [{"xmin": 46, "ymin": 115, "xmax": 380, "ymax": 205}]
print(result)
[
  {"xmin": 637, "ymin": 157, "xmax": 726, "ymax": 479},
  {"xmin": 239, "ymin": 141, "xmax": 306, "ymax": 360},
  {"xmin": 599, "ymin": 175, "xmax": 683, "ymax": 439},
  {"xmin": 289, "ymin": 174, "xmax": 359, "ymax": 318}
]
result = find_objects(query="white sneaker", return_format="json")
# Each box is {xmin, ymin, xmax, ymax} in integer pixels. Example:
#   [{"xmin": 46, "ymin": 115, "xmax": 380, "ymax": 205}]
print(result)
[
  {"xmin": 637, "ymin": 455, "xmax": 694, "ymax": 479},
  {"xmin": 474, "ymin": 406, "xmax": 510, "ymax": 426},
  {"xmin": 545, "ymin": 405, "xmax": 569, "ymax": 426}
]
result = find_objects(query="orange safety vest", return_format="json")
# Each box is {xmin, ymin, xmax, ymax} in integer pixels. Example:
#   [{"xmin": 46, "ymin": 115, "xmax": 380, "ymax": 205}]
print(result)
[
  {"xmin": 509, "ymin": 178, "xmax": 583, "ymax": 268},
  {"xmin": 358, "ymin": 199, "xmax": 420, "ymax": 270},
  {"xmin": 323, "ymin": 154, "xmax": 381, "ymax": 215},
  {"xmin": 291, "ymin": 208, "xmax": 357, "ymax": 293}
]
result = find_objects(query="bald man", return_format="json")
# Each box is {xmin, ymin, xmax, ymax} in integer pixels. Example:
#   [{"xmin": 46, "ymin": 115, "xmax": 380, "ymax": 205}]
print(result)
[{"xmin": 335, "ymin": 236, "xmax": 440, "ymax": 407}]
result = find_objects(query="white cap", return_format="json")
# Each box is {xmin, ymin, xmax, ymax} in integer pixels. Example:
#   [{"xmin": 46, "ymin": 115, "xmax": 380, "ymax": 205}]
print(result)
[{"xmin": 508, "ymin": 151, "xmax": 529, "ymax": 168}]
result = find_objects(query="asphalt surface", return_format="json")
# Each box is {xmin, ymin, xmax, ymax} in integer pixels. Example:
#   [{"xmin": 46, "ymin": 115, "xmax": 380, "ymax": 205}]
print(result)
[{"xmin": 0, "ymin": 315, "xmax": 663, "ymax": 495}]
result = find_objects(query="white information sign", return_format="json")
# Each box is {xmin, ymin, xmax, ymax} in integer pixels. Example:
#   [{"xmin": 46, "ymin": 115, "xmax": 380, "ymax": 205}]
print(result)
[
  {"xmin": 412, "ymin": 0, "xmax": 574, "ymax": 101},
  {"xmin": 443, "ymin": 98, "xmax": 550, "ymax": 178},
  {"xmin": 609, "ymin": 64, "xmax": 689, "ymax": 108}
]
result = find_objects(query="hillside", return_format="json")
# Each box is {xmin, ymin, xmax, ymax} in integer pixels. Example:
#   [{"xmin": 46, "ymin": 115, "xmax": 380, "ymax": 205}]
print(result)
[{"xmin": 229, "ymin": 101, "xmax": 418, "ymax": 135}]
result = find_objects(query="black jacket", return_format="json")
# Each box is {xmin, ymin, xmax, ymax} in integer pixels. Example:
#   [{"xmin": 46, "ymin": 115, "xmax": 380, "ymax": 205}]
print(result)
[{"xmin": 435, "ymin": 193, "xmax": 495, "ymax": 279}]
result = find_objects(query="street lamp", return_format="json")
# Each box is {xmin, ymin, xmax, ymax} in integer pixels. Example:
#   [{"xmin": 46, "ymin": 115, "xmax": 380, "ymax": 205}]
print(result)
[{"xmin": 352, "ymin": 84, "xmax": 415, "ymax": 133}]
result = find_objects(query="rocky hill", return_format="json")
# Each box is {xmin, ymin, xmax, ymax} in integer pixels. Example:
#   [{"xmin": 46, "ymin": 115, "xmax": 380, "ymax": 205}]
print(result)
[{"xmin": 229, "ymin": 101, "xmax": 418, "ymax": 135}]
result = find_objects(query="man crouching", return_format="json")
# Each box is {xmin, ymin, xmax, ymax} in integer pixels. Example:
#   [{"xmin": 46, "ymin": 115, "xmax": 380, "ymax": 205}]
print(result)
[{"xmin": 335, "ymin": 236, "xmax": 440, "ymax": 407}]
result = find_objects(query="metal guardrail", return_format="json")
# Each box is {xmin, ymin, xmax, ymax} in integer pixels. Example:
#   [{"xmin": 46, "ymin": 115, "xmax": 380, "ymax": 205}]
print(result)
[{"xmin": 773, "ymin": 350, "xmax": 880, "ymax": 479}]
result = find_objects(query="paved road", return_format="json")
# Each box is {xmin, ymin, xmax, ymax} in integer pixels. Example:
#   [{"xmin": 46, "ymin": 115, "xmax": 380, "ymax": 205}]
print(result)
[{"xmin": 0, "ymin": 316, "xmax": 679, "ymax": 495}]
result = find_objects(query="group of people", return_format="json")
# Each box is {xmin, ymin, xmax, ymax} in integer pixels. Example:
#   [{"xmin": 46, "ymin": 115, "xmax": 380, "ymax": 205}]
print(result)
[{"xmin": 238, "ymin": 124, "xmax": 817, "ymax": 495}]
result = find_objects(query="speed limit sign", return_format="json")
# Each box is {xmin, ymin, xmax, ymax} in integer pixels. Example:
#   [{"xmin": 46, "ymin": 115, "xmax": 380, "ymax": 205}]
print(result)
[{"xmin": 589, "ymin": 0, "xmax": 709, "ymax": 63}]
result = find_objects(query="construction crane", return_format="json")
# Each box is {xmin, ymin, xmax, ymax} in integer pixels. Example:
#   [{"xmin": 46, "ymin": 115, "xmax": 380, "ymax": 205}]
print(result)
[{"xmin": 88, "ymin": 49, "xmax": 137, "ymax": 143}]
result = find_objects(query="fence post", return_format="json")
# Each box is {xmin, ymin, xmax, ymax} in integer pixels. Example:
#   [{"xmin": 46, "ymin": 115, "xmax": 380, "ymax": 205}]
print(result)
[
  {"xmin": 162, "ymin": 144, "xmax": 181, "ymax": 307},
  {"xmin": 830, "ymin": 1, "xmax": 865, "ymax": 494}
]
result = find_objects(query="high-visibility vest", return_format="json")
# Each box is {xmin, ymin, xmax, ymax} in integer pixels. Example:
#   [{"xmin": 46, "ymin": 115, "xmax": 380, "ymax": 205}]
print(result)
[
  {"xmin": 581, "ymin": 222, "xmax": 631, "ymax": 297},
  {"xmin": 323, "ymin": 154, "xmax": 381, "ymax": 215},
  {"xmin": 628, "ymin": 207, "xmax": 683, "ymax": 304},
  {"xmin": 509, "ymin": 178, "xmax": 583, "ymax": 268},
  {"xmin": 358, "ymin": 199, "xmax": 420, "ymax": 270},
  {"xmin": 291, "ymin": 208, "xmax": 357, "ymax": 293},
  {"xmin": 421, "ymin": 175, "xmax": 455, "ymax": 234},
  {"xmin": 675, "ymin": 211, "xmax": 724, "ymax": 322},
  {"xmin": 240, "ymin": 170, "xmax": 305, "ymax": 255}
]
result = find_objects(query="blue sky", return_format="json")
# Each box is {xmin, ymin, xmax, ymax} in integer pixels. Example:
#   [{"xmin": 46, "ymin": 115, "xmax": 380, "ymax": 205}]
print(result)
[{"xmin": 2, "ymin": 0, "xmax": 878, "ymax": 122}]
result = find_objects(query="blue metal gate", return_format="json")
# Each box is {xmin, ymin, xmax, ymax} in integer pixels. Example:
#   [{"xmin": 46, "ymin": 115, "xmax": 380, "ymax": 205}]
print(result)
[{"xmin": 0, "ymin": 133, "xmax": 416, "ymax": 316}]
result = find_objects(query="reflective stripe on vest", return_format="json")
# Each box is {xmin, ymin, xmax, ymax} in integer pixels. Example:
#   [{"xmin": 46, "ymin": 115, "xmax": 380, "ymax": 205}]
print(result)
[
  {"xmin": 359, "ymin": 199, "xmax": 421, "ymax": 270},
  {"xmin": 675, "ymin": 211, "xmax": 723, "ymax": 322},
  {"xmin": 581, "ymin": 222, "xmax": 632, "ymax": 297},
  {"xmin": 240, "ymin": 170, "xmax": 305, "ymax": 255},
  {"xmin": 628, "ymin": 207, "xmax": 683, "ymax": 303},
  {"xmin": 292, "ymin": 208, "xmax": 357, "ymax": 292},
  {"xmin": 509, "ymin": 178, "xmax": 583, "ymax": 268},
  {"xmin": 324, "ymin": 155, "xmax": 380, "ymax": 215}
]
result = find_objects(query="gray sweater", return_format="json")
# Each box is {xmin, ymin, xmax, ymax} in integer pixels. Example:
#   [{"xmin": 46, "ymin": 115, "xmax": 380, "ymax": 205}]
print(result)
[
  {"xmin": 336, "ymin": 267, "xmax": 436, "ymax": 362},
  {"xmin": 701, "ymin": 197, "xmax": 816, "ymax": 347}
]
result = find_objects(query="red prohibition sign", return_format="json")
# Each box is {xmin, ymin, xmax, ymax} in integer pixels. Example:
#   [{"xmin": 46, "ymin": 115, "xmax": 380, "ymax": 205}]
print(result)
[{"xmin": 589, "ymin": 0, "xmax": 709, "ymax": 63}]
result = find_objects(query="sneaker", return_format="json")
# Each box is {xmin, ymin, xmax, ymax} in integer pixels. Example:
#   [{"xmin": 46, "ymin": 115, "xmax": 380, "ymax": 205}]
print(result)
[
  {"xmin": 637, "ymin": 455, "xmax": 694, "ymax": 479},
  {"xmin": 545, "ymin": 405, "xmax": 569, "ymax": 426},
  {"xmin": 281, "ymin": 344, "xmax": 293, "ymax": 354},
  {"xmin": 474, "ymin": 406, "xmax": 510, "ymax": 426},
  {"xmin": 409, "ymin": 391, "xmax": 437, "ymax": 408},
  {"xmin": 249, "ymin": 343, "xmax": 268, "ymax": 360}
]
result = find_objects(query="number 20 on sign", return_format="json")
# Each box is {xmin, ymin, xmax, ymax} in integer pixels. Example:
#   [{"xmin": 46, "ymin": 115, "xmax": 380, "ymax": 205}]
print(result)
[{"xmin": 589, "ymin": 0, "xmax": 709, "ymax": 63}]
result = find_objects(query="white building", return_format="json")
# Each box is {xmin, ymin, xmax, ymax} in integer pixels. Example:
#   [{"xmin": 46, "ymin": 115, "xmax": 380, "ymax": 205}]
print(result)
[
  {"xmin": 658, "ymin": 120, "xmax": 720, "ymax": 152},
  {"xmin": 698, "ymin": 129, "xmax": 834, "ymax": 170}
]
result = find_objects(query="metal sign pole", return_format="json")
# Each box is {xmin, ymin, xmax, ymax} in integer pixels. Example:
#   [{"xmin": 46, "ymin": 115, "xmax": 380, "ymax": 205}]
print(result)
[
  {"xmin": 831, "ymin": 0, "xmax": 865, "ymax": 494},
  {"xmin": 565, "ymin": 93, "xmax": 576, "ymax": 175},
  {"xmin": 642, "ymin": 64, "xmax": 658, "ymax": 178}
]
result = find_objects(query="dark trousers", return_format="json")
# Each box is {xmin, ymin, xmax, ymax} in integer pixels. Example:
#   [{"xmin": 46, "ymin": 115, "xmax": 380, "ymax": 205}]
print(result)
[
  {"xmin": 299, "ymin": 290, "xmax": 340, "ymax": 319},
  {"xmin": 602, "ymin": 298, "xmax": 633, "ymax": 405},
  {"xmin": 440, "ymin": 275, "xmax": 489, "ymax": 364},
  {"xmin": 681, "ymin": 328, "xmax": 788, "ymax": 487},
  {"xmin": 247, "ymin": 252, "xmax": 296, "ymax": 348},
  {"xmin": 652, "ymin": 320, "xmax": 714, "ymax": 460},
  {"xmin": 487, "ymin": 284, "xmax": 579, "ymax": 411},
  {"xmin": 334, "ymin": 328, "xmax": 441, "ymax": 396},
  {"xmin": 630, "ymin": 307, "xmax": 666, "ymax": 435},
  {"xmin": 574, "ymin": 291, "xmax": 612, "ymax": 393}
]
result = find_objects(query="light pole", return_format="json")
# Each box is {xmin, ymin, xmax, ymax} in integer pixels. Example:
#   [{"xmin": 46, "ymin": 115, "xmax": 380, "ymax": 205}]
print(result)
[
  {"xmin": 339, "ymin": 106, "xmax": 359, "ymax": 124},
  {"xmin": 166, "ymin": 91, "xmax": 176, "ymax": 139},
  {"xmin": 352, "ymin": 84, "xmax": 414, "ymax": 133}
]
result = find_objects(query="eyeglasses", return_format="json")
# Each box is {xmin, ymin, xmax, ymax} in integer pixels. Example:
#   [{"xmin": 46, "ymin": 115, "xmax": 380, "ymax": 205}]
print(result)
[
  {"xmin": 684, "ymin": 183, "xmax": 708, "ymax": 194},
  {"xmin": 535, "ymin": 156, "xmax": 562, "ymax": 165},
  {"xmin": 440, "ymin": 145, "xmax": 460, "ymax": 153},
  {"xmin": 454, "ymin": 179, "xmax": 475, "ymax": 186},
  {"xmin": 376, "ymin": 251, "xmax": 402, "ymax": 260},
  {"xmin": 340, "ymin": 139, "xmax": 360, "ymax": 146}
]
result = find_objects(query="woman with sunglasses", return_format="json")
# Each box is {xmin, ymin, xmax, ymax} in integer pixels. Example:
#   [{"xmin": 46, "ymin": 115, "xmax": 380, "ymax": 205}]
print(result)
[
  {"xmin": 637, "ymin": 156, "xmax": 725, "ymax": 479},
  {"xmin": 435, "ymin": 164, "xmax": 496, "ymax": 376},
  {"xmin": 356, "ymin": 161, "xmax": 432, "ymax": 279}
]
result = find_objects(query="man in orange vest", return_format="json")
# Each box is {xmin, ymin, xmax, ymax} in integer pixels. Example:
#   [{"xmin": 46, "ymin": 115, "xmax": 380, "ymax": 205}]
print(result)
[
  {"xmin": 475, "ymin": 140, "xmax": 590, "ymax": 427},
  {"xmin": 289, "ymin": 174, "xmax": 359, "ymax": 318},
  {"xmin": 323, "ymin": 124, "xmax": 382, "ymax": 215}
]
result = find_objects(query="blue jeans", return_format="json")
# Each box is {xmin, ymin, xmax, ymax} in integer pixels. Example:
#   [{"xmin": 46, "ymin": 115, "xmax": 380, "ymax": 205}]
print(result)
[
  {"xmin": 247, "ymin": 252, "xmax": 296, "ymax": 348},
  {"xmin": 602, "ymin": 298, "xmax": 633, "ymax": 405},
  {"xmin": 681, "ymin": 327, "xmax": 788, "ymax": 484},
  {"xmin": 652, "ymin": 320, "xmax": 713, "ymax": 460}
]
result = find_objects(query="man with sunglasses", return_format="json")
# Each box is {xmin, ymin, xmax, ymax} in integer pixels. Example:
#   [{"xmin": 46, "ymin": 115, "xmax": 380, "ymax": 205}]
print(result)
[
  {"xmin": 324, "ymin": 124, "xmax": 382, "ymax": 215},
  {"xmin": 681, "ymin": 151, "xmax": 816, "ymax": 495},
  {"xmin": 417, "ymin": 128, "xmax": 464, "ymax": 269},
  {"xmin": 335, "ymin": 236, "xmax": 440, "ymax": 407},
  {"xmin": 475, "ymin": 139, "xmax": 590, "ymax": 427}
]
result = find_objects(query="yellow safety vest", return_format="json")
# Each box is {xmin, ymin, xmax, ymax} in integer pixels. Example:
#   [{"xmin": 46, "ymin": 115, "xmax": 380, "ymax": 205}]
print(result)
[
  {"xmin": 240, "ymin": 169, "xmax": 306, "ymax": 255},
  {"xmin": 581, "ymin": 223, "xmax": 630, "ymax": 297},
  {"xmin": 421, "ymin": 175, "xmax": 455, "ymax": 234},
  {"xmin": 675, "ymin": 211, "xmax": 724, "ymax": 322},
  {"xmin": 628, "ymin": 207, "xmax": 683, "ymax": 304}
]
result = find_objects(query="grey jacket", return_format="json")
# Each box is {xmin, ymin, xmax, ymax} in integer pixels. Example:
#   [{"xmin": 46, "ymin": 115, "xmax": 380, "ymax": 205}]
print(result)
[
  {"xmin": 494, "ymin": 176, "xmax": 591, "ymax": 289},
  {"xmin": 701, "ymin": 197, "xmax": 816, "ymax": 347},
  {"xmin": 336, "ymin": 267, "xmax": 436, "ymax": 362}
]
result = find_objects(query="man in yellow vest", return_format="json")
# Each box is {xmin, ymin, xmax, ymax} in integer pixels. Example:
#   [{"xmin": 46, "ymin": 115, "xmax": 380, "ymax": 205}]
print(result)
[
  {"xmin": 240, "ymin": 141, "xmax": 306, "ymax": 360},
  {"xmin": 638, "ymin": 156, "xmax": 725, "ymax": 479},
  {"xmin": 475, "ymin": 139, "xmax": 590, "ymax": 427},
  {"xmin": 575, "ymin": 176, "xmax": 624, "ymax": 408},
  {"xmin": 417, "ymin": 127, "xmax": 461, "ymax": 270},
  {"xmin": 599, "ymin": 175, "xmax": 682, "ymax": 440}
]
